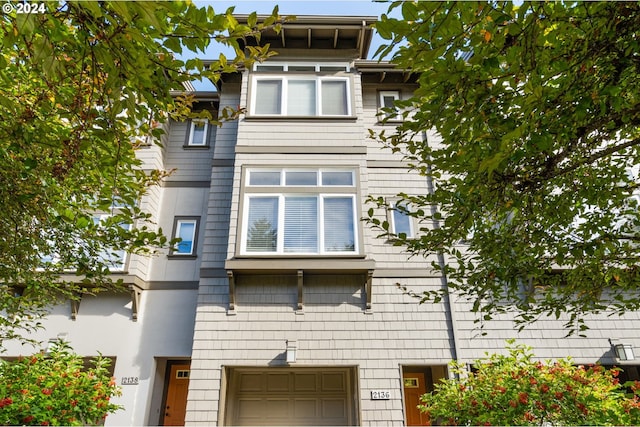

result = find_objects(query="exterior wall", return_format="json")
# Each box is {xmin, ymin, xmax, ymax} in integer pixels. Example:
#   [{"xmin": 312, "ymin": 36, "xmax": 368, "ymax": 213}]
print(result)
[
  {"xmin": 453, "ymin": 299, "xmax": 640, "ymax": 364},
  {"xmin": 1, "ymin": 290, "xmax": 197, "ymax": 426},
  {"xmin": 185, "ymin": 60, "xmax": 458, "ymax": 426},
  {"xmin": 188, "ymin": 276, "xmax": 452, "ymax": 426},
  {"xmin": 163, "ymin": 118, "xmax": 216, "ymax": 183},
  {"xmin": 186, "ymin": 54, "xmax": 640, "ymax": 426}
]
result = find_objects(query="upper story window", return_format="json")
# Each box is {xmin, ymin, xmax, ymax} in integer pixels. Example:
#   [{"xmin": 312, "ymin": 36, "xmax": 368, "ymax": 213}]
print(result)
[
  {"xmin": 240, "ymin": 168, "xmax": 359, "ymax": 255},
  {"xmin": 378, "ymin": 90, "xmax": 401, "ymax": 122},
  {"xmin": 93, "ymin": 214, "xmax": 130, "ymax": 270},
  {"xmin": 390, "ymin": 201, "xmax": 414, "ymax": 238},
  {"xmin": 170, "ymin": 217, "xmax": 200, "ymax": 257},
  {"xmin": 41, "ymin": 214, "xmax": 130, "ymax": 272},
  {"xmin": 185, "ymin": 119, "xmax": 209, "ymax": 147},
  {"xmin": 250, "ymin": 62, "xmax": 352, "ymax": 118}
]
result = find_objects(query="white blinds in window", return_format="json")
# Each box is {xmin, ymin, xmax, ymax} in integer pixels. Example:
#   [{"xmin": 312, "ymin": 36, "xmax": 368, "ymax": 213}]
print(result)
[{"xmin": 284, "ymin": 197, "xmax": 318, "ymax": 252}]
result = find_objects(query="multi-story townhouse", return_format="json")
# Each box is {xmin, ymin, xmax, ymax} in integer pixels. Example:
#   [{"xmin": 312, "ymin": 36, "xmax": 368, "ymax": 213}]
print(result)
[{"xmin": 4, "ymin": 14, "xmax": 640, "ymax": 427}]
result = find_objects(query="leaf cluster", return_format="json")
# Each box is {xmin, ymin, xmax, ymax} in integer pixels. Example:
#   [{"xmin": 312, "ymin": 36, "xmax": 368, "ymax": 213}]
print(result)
[
  {"xmin": 420, "ymin": 341, "xmax": 640, "ymax": 426},
  {"xmin": 371, "ymin": 1, "xmax": 640, "ymax": 334},
  {"xmin": 0, "ymin": 340, "xmax": 121, "ymax": 425},
  {"xmin": 0, "ymin": 2, "xmax": 281, "ymax": 346}
]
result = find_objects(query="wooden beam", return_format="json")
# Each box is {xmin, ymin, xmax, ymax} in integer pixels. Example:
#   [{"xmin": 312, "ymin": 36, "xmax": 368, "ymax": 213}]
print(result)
[
  {"xmin": 297, "ymin": 270, "xmax": 304, "ymax": 313},
  {"xmin": 70, "ymin": 292, "xmax": 82, "ymax": 320},
  {"xmin": 365, "ymin": 270, "xmax": 374, "ymax": 313},
  {"xmin": 227, "ymin": 270, "xmax": 236, "ymax": 315},
  {"xmin": 129, "ymin": 285, "xmax": 142, "ymax": 321}
]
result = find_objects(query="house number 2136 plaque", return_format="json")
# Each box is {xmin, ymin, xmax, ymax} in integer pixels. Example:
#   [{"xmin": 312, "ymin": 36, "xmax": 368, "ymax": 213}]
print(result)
[{"xmin": 370, "ymin": 390, "xmax": 391, "ymax": 400}]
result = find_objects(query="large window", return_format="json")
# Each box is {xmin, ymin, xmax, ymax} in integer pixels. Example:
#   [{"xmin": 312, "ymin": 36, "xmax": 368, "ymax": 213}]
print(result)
[
  {"xmin": 250, "ymin": 62, "xmax": 352, "ymax": 117},
  {"xmin": 253, "ymin": 77, "xmax": 350, "ymax": 117},
  {"xmin": 241, "ymin": 168, "xmax": 359, "ymax": 255},
  {"xmin": 40, "ymin": 214, "xmax": 130, "ymax": 272}
]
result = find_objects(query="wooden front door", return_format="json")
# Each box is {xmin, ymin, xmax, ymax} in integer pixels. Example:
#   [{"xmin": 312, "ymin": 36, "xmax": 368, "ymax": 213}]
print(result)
[
  {"xmin": 403, "ymin": 372, "xmax": 428, "ymax": 426},
  {"xmin": 162, "ymin": 362, "xmax": 191, "ymax": 426}
]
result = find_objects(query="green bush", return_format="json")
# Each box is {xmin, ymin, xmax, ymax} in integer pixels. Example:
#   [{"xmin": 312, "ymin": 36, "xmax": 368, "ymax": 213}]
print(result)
[
  {"xmin": 420, "ymin": 340, "xmax": 640, "ymax": 426},
  {"xmin": 0, "ymin": 340, "xmax": 121, "ymax": 425}
]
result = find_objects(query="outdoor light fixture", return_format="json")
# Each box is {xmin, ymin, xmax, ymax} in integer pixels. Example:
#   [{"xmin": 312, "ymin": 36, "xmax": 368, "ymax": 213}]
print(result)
[
  {"xmin": 610, "ymin": 339, "xmax": 635, "ymax": 361},
  {"xmin": 286, "ymin": 340, "xmax": 297, "ymax": 364}
]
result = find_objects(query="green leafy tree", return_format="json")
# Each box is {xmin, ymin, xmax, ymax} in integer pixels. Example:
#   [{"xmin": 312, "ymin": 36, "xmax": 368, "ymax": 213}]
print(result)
[
  {"xmin": 0, "ymin": 2, "xmax": 281, "ymax": 346},
  {"xmin": 420, "ymin": 341, "xmax": 640, "ymax": 426},
  {"xmin": 0, "ymin": 340, "xmax": 121, "ymax": 426},
  {"xmin": 370, "ymin": 1, "xmax": 640, "ymax": 333}
]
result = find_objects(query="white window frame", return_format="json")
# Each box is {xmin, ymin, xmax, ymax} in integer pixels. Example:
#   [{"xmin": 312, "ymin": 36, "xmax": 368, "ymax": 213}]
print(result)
[
  {"xmin": 389, "ymin": 201, "xmax": 415, "ymax": 239},
  {"xmin": 170, "ymin": 217, "xmax": 199, "ymax": 256},
  {"xmin": 253, "ymin": 62, "xmax": 350, "ymax": 72},
  {"xmin": 250, "ymin": 74, "xmax": 352, "ymax": 117},
  {"xmin": 378, "ymin": 90, "xmax": 401, "ymax": 122},
  {"xmin": 240, "ymin": 168, "xmax": 359, "ymax": 256},
  {"xmin": 39, "ymin": 214, "xmax": 130, "ymax": 272},
  {"xmin": 94, "ymin": 214, "xmax": 131, "ymax": 271},
  {"xmin": 186, "ymin": 119, "xmax": 209, "ymax": 146}
]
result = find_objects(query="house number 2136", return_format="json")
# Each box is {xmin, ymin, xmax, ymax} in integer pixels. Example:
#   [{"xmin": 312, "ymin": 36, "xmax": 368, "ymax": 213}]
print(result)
[{"xmin": 371, "ymin": 390, "xmax": 390, "ymax": 400}]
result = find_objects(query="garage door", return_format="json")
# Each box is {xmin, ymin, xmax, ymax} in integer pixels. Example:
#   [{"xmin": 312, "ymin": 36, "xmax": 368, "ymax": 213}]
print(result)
[{"xmin": 225, "ymin": 367, "xmax": 358, "ymax": 426}]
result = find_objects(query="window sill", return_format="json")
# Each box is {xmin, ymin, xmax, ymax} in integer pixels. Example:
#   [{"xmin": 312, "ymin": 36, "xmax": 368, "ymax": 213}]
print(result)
[
  {"xmin": 376, "ymin": 119, "xmax": 403, "ymax": 125},
  {"xmin": 168, "ymin": 255, "xmax": 198, "ymax": 260},
  {"xmin": 244, "ymin": 115, "xmax": 357, "ymax": 121},
  {"xmin": 182, "ymin": 145, "xmax": 211, "ymax": 149}
]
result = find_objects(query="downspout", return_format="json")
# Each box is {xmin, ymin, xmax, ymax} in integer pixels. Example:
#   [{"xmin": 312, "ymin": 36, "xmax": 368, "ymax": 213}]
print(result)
[{"xmin": 422, "ymin": 131, "xmax": 462, "ymax": 374}]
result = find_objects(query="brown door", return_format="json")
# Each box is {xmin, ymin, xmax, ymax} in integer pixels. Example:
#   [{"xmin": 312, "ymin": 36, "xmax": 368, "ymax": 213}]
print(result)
[
  {"xmin": 403, "ymin": 372, "xmax": 428, "ymax": 426},
  {"xmin": 162, "ymin": 363, "xmax": 190, "ymax": 426}
]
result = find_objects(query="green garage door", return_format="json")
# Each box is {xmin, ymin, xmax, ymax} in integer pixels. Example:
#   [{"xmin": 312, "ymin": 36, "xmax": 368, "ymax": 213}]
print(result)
[{"xmin": 225, "ymin": 367, "xmax": 358, "ymax": 426}]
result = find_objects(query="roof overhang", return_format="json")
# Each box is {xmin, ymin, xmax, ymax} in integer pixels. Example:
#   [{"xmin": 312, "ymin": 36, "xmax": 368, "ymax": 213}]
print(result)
[
  {"xmin": 355, "ymin": 59, "xmax": 420, "ymax": 84},
  {"xmin": 237, "ymin": 15, "xmax": 376, "ymax": 60}
]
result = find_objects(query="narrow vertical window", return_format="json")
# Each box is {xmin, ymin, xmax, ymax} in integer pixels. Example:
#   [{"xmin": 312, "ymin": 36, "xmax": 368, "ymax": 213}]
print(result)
[
  {"xmin": 284, "ymin": 197, "xmax": 318, "ymax": 252},
  {"xmin": 246, "ymin": 198, "xmax": 279, "ymax": 252},
  {"xmin": 323, "ymin": 197, "xmax": 356, "ymax": 252},
  {"xmin": 187, "ymin": 119, "xmax": 209, "ymax": 146},
  {"xmin": 378, "ymin": 90, "xmax": 401, "ymax": 121},
  {"xmin": 391, "ymin": 202, "xmax": 414, "ymax": 238},
  {"xmin": 171, "ymin": 217, "xmax": 199, "ymax": 256}
]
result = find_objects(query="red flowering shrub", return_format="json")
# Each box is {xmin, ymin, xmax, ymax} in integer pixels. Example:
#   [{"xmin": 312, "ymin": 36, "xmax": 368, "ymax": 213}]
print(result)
[
  {"xmin": 0, "ymin": 341, "xmax": 121, "ymax": 425},
  {"xmin": 419, "ymin": 340, "xmax": 640, "ymax": 425}
]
